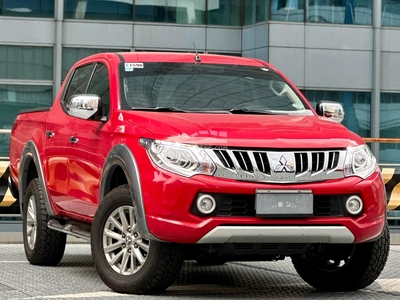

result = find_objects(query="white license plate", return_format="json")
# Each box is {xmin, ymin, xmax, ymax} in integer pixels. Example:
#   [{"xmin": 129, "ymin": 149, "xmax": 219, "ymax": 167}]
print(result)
[{"xmin": 255, "ymin": 190, "xmax": 313, "ymax": 217}]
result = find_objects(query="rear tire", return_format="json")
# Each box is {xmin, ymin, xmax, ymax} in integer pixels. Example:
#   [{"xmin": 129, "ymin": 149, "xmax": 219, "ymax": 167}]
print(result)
[
  {"xmin": 91, "ymin": 185, "xmax": 184, "ymax": 294},
  {"xmin": 23, "ymin": 178, "xmax": 67, "ymax": 266},
  {"xmin": 292, "ymin": 222, "xmax": 390, "ymax": 291}
]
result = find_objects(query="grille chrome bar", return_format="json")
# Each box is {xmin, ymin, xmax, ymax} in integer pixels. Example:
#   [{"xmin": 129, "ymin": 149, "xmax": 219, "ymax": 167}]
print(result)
[{"xmin": 205, "ymin": 148, "xmax": 346, "ymax": 183}]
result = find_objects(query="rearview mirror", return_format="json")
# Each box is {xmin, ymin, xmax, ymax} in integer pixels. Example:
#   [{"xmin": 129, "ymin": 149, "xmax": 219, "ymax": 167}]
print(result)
[
  {"xmin": 66, "ymin": 94, "xmax": 102, "ymax": 120},
  {"xmin": 315, "ymin": 101, "xmax": 344, "ymax": 123}
]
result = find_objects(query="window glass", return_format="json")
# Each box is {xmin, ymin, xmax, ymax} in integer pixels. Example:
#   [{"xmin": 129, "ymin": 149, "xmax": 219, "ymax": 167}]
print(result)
[
  {"xmin": 306, "ymin": 0, "xmax": 372, "ymax": 25},
  {"xmin": 64, "ymin": 0, "xmax": 133, "ymax": 20},
  {"xmin": 0, "ymin": 0, "xmax": 54, "ymax": 18},
  {"xmin": 271, "ymin": 0, "xmax": 305, "ymax": 22},
  {"xmin": 379, "ymin": 93, "xmax": 400, "ymax": 164},
  {"xmin": 244, "ymin": 0, "xmax": 269, "ymax": 25},
  {"xmin": 63, "ymin": 64, "xmax": 95, "ymax": 103},
  {"xmin": 135, "ymin": 0, "xmax": 205, "ymax": 24},
  {"xmin": 208, "ymin": 0, "xmax": 241, "ymax": 25},
  {"xmin": 0, "ymin": 46, "xmax": 53, "ymax": 80},
  {"xmin": 62, "ymin": 48, "xmax": 128, "ymax": 80},
  {"xmin": 0, "ymin": 85, "xmax": 52, "ymax": 157},
  {"xmin": 87, "ymin": 64, "xmax": 110, "ymax": 117},
  {"xmin": 120, "ymin": 62, "xmax": 312, "ymax": 114},
  {"xmin": 382, "ymin": 0, "xmax": 400, "ymax": 27},
  {"xmin": 303, "ymin": 90, "xmax": 371, "ymax": 137}
]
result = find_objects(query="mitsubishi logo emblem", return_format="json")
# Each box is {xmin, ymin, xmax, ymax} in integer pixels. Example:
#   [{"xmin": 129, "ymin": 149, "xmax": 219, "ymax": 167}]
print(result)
[{"xmin": 274, "ymin": 156, "xmax": 295, "ymax": 173}]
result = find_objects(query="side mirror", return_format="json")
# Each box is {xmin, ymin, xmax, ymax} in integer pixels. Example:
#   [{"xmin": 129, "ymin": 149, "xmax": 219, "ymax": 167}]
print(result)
[
  {"xmin": 66, "ymin": 94, "xmax": 102, "ymax": 120},
  {"xmin": 315, "ymin": 101, "xmax": 345, "ymax": 123}
]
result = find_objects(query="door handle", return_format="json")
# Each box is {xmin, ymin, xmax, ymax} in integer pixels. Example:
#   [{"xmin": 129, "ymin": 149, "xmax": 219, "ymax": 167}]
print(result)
[
  {"xmin": 45, "ymin": 131, "xmax": 55, "ymax": 138},
  {"xmin": 69, "ymin": 136, "xmax": 79, "ymax": 144}
]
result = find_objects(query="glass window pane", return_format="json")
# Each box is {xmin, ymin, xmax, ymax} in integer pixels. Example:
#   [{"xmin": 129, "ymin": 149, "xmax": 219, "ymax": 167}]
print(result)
[
  {"xmin": 244, "ymin": 0, "xmax": 269, "ymax": 25},
  {"xmin": 64, "ymin": 0, "xmax": 133, "ymax": 20},
  {"xmin": 0, "ymin": 85, "xmax": 53, "ymax": 157},
  {"xmin": 382, "ymin": 0, "xmax": 400, "ymax": 27},
  {"xmin": 379, "ymin": 93, "xmax": 400, "ymax": 164},
  {"xmin": 87, "ymin": 64, "xmax": 110, "ymax": 117},
  {"xmin": 0, "ymin": 0, "xmax": 54, "ymax": 18},
  {"xmin": 271, "ymin": 0, "xmax": 305, "ymax": 22},
  {"xmin": 303, "ymin": 90, "xmax": 371, "ymax": 137},
  {"xmin": 62, "ymin": 48, "xmax": 129, "ymax": 80},
  {"xmin": 0, "ymin": 46, "xmax": 53, "ymax": 80},
  {"xmin": 208, "ymin": 0, "xmax": 241, "ymax": 25},
  {"xmin": 306, "ymin": 0, "xmax": 372, "ymax": 25},
  {"xmin": 135, "ymin": 0, "xmax": 205, "ymax": 24},
  {"xmin": 64, "ymin": 64, "xmax": 96, "ymax": 102}
]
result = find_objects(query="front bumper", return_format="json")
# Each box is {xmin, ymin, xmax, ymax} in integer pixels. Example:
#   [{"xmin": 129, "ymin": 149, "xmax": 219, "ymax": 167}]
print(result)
[{"xmin": 140, "ymin": 165, "xmax": 386, "ymax": 244}]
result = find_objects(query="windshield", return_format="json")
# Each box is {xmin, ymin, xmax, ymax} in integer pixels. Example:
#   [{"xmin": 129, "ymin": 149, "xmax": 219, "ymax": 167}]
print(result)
[{"xmin": 119, "ymin": 62, "xmax": 312, "ymax": 114}]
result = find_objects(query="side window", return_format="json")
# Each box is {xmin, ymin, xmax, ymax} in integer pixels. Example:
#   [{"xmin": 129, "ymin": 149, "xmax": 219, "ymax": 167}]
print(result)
[
  {"xmin": 63, "ymin": 63, "xmax": 95, "ymax": 103},
  {"xmin": 87, "ymin": 63, "xmax": 110, "ymax": 117}
]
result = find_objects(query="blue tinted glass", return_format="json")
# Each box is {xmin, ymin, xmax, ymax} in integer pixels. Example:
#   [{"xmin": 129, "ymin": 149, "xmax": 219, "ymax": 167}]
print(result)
[
  {"xmin": 244, "ymin": 0, "xmax": 269, "ymax": 25},
  {"xmin": 135, "ymin": 0, "xmax": 205, "ymax": 24},
  {"xmin": 382, "ymin": 0, "xmax": 400, "ymax": 27},
  {"xmin": 307, "ymin": 0, "xmax": 372, "ymax": 25},
  {"xmin": 304, "ymin": 90, "xmax": 371, "ymax": 137},
  {"xmin": 271, "ymin": 0, "xmax": 305, "ymax": 22},
  {"xmin": 0, "ymin": 85, "xmax": 53, "ymax": 157},
  {"xmin": 208, "ymin": 0, "xmax": 241, "ymax": 25},
  {"xmin": 0, "ymin": 0, "xmax": 54, "ymax": 18},
  {"xmin": 0, "ymin": 46, "xmax": 53, "ymax": 80},
  {"xmin": 379, "ymin": 93, "xmax": 400, "ymax": 164},
  {"xmin": 64, "ymin": 0, "xmax": 133, "ymax": 20}
]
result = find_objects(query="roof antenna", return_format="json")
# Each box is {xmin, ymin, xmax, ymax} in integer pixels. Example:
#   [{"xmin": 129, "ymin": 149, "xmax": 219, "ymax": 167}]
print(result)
[{"xmin": 193, "ymin": 41, "xmax": 201, "ymax": 63}]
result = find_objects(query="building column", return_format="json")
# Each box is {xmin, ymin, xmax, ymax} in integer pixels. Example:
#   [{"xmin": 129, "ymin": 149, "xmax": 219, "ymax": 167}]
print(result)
[
  {"xmin": 53, "ymin": 0, "xmax": 64, "ymax": 100},
  {"xmin": 371, "ymin": 0, "xmax": 381, "ymax": 161}
]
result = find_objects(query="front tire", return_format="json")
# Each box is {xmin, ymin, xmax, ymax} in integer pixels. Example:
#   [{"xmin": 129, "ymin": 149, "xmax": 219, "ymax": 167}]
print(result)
[
  {"xmin": 292, "ymin": 223, "xmax": 390, "ymax": 291},
  {"xmin": 91, "ymin": 185, "xmax": 184, "ymax": 294},
  {"xmin": 23, "ymin": 178, "xmax": 67, "ymax": 265}
]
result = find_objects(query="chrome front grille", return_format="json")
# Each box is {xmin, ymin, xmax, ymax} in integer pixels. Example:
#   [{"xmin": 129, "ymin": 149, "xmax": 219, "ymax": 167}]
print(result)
[{"xmin": 204, "ymin": 148, "xmax": 346, "ymax": 183}]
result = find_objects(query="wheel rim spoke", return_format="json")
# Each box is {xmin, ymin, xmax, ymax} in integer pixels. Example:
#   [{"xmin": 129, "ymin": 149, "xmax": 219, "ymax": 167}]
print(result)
[
  {"xmin": 133, "ymin": 247, "xmax": 146, "ymax": 264},
  {"xmin": 120, "ymin": 250, "xmax": 130, "ymax": 274},
  {"xmin": 108, "ymin": 216, "xmax": 124, "ymax": 232},
  {"xmin": 136, "ymin": 240, "xmax": 149, "ymax": 252},
  {"xmin": 104, "ymin": 229, "xmax": 123, "ymax": 241},
  {"xmin": 104, "ymin": 240, "xmax": 124, "ymax": 253}
]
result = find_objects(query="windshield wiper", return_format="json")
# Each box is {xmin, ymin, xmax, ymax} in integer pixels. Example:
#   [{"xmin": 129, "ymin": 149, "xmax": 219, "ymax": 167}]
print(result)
[
  {"xmin": 228, "ymin": 108, "xmax": 287, "ymax": 115},
  {"xmin": 131, "ymin": 107, "xmax": 188, "ymax": 112}
]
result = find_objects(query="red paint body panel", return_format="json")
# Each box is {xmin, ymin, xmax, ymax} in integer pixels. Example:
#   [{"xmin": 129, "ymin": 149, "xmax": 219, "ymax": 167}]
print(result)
[{"xmin": 9, "ymin": 52, "xmax": 386, "ymax": 246}]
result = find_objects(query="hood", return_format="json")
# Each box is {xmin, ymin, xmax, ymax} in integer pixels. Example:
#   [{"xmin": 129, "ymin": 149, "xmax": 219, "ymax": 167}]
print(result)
[{"xmin": 124, "ymin": 112, "xmax": 363, "ymax": 149}]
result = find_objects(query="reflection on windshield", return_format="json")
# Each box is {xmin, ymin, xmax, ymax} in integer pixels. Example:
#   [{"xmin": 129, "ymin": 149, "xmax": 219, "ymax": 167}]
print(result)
[{"xmin": 119, "ymin": 63, "xmax": 310, "ymax": 114}]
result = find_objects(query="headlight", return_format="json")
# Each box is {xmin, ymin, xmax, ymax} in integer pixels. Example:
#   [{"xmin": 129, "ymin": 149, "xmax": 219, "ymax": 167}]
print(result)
[
  {"xmin": 140, "ymin": 138, "xmax": 216, "ymax": 177},
  {"xmin": 344, "ymin": 145, "xmax": 376, "ymax": 179}
]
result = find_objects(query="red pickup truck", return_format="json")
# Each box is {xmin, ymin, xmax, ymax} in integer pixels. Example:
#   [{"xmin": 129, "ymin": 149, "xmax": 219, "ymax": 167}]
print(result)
[{"xmin": 8, "ymin": 52, "xmax": 389, "ymax": 294}]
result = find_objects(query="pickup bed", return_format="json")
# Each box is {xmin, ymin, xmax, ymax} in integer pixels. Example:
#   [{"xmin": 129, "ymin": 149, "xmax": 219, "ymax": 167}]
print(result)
[{"xmin": 8, "ymin": 52, "xmax": 389, "ymax": 294}]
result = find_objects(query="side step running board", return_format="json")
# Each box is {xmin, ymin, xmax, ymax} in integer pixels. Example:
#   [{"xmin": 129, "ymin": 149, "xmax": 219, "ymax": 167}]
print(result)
[{"xmin": 48, "ymin": 219, "xmax": 91, "ymax": 241}]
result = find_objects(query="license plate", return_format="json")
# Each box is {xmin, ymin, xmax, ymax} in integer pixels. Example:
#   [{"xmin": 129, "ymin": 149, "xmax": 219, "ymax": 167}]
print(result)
[{"xmin": 255, "ymin": 190, "xmax": 313, "ymax": 217}]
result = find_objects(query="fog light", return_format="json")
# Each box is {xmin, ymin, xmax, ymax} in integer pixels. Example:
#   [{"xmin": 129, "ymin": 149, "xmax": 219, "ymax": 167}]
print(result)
[
  {"xmin": 196, "ymin": 194, "xmax": 216, "ymax": 215},
  {"xmin": 345, "ymin": 196, "xmax": 363, "ymax": 215}
]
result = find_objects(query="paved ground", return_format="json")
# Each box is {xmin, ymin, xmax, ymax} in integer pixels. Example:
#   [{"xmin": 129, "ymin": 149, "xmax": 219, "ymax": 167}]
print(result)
[{"xmin": 0, "ymin": 243, "xmax": 399, "ymax": 300}]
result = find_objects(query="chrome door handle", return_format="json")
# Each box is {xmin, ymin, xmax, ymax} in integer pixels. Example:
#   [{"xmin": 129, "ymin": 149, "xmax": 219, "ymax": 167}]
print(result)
[
  {"xmin": 69, "ymin": 136, "xmax": 79, "ymax": 144},
  {"xmin": 46, "ymin": 131, "xmax": 55, "ymax": 138}
]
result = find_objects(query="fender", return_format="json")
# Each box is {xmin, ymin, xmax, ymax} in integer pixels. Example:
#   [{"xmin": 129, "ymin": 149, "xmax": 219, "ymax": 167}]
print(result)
[
  {"xmin": 101, "ymin": 144, "xmax": 159, "ymax": 241},
  {"xmin": 19, "ymin": 141, "xmax": 54, "ymax": 216}
]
